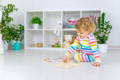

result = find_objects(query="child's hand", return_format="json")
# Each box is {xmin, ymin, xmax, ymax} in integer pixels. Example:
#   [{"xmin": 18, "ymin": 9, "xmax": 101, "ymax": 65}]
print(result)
[
  {"xmin": 92, "ymin": 62, "xmax": 101, "ymax": 67},
  {"xmin": 63, "ymin": 56, "xmax": 68, "ymax": 63}
]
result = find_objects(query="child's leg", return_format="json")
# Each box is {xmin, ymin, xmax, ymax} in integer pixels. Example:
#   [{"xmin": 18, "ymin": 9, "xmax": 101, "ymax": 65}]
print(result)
[{"xmin": 74, "ymin": 53, "xmax": 95, "ymax": 62}]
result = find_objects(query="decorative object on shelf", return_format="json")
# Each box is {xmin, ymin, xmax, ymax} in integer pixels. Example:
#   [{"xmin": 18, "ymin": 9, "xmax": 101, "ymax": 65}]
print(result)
[
  {"xmin": 36, "ymin": 42, "xmax": 43, "ymax": 47},
  {"xmin": 29, "ymin": 43, "xmax": 36, "ymax": 47},
  {"xmin": 52, "ymin": 27, "xmax": 61, "ymax": 48},
  {"xmin": 53, "ymin": 26, "xmax": 61, "ymax": 36},
  {"xmin": 51, "ymin": 37, "xmax": 61, "ymax": 48},
  {"xmin": 31, "ymin": 17, "xmax": 42, "ymax": 29},
  {"xmin": 62, "ymin": 35, "xmax": 73, "ymax": 48},
  {"xmin": 51, "ymin": 43, "xmax": 61, "ymax": 48},
  {"xmin": 94, "ymin": 12, "xmax": 112, "ymax": 53},
  {"xmin": 64, "ymin": 35, "xmax": 73, "ymax": 41},
  {"xmin": 64, "ymin": 18, "xmax": 77, "ymax": 28},
  {"xmin": 57, "ymin": 20, "xmax": 62, "ymax": 27},
  {"xmin": 29, "ymin": 42, "xmax": 43, "ymax": 48}
]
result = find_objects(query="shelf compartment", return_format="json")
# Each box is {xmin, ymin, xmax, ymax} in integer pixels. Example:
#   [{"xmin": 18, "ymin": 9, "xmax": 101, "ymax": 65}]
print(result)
[
  {"xmin": 63, "ymin": 11, "xmax": 80, "ymax": 28},
  {"xmin": 25, "ymin": 31, "xmax": 43, "ymax": 48},
  {"xmin": 61, "ymin": 30, "xmax": 77, "ymax": 48},
  {"xmin": 44, "ymin": 11, "xmax": 62, "ymax": 29},
  {"xmin": 62, "ymin": 30, "xmax": 77, "ymax": 43},
  {"xmin": 26, "ymin": 12, "xmax": 43, "ymax": 29},
  {"xmin": 44, "ymin": 30, "xmax": 61, "ymax": 48}
]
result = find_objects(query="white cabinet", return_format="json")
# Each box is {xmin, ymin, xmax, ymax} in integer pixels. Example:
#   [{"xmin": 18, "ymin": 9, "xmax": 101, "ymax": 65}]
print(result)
[{"xmin": 24, "ymin": 10, "xmax": 100, "ymax": 49}]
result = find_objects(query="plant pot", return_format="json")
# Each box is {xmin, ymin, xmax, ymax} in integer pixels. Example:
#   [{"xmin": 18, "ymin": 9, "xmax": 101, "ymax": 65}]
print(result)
[
  {"xmin": 98, "ymin": 44, "xmax": 108, "ymax": 53},
  {"xmin": 33, "ymin": 24, "xmax": 39, "ymax": 29},
  {"xmin": 11, "ymin": 41, "xmax": 22, "ymax": 51}
]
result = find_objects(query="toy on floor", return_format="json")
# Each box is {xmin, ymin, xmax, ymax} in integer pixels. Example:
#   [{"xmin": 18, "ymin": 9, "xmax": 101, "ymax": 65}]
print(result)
[
  {"xmin": 43, "ymin": 58, "xmax": 49, "ymax": 61},
  {"xmin": 55, "ymin": 60, "xmax": 81, "ymax": 69},
  {"xmin": 42, "ymin": 57, "xmax": 81, "ymax": 69},
  {"xmin": 43, "ymin": 58, "xmax": 53, "ymax": 62}
]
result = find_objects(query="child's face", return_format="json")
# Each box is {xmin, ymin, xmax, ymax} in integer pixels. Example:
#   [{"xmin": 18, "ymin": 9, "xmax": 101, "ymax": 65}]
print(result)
[{"xmin": 76, "ymin": 28, "xmax": 89, "ymax": 38}]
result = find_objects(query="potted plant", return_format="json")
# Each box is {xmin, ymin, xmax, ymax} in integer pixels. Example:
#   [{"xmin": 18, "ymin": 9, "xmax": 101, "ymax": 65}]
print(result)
[
  {"xmin": 10, "ymin": 24, "xmax": 24, "ymax": 50},
  {"xmin": 94, "ymin": 12, "xmax": 112, "ymax": 53},
  {"xmin": 1, "ymin": 26, "xmax": 13, "ymax": 50},
  {"xmin": 31, "ymin": 17, "xmax": 42, "ymax": 29},
  {"xmin": 0, "ymin": 4, "xmax": 17, "ymax": 50}
]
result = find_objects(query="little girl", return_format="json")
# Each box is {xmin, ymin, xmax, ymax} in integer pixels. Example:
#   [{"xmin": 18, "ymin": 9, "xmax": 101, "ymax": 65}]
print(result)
[{"xmin": 63, "ymin": 17, "xmax": 101, "ymax": 67}]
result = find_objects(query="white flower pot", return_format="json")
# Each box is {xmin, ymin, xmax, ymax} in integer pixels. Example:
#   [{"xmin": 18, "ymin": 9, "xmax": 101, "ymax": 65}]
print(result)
[
  {"xmin": 33, "ymin": 24, "xmax": 39, "ymax": 29},
  {"xmin": 98, "ymin": 44, "xmax": 108, "ymax": 53}
]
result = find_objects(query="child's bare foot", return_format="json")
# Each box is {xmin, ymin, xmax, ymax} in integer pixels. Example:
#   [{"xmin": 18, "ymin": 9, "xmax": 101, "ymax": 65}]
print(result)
[{"xmin": 92, "ymin": 62, "xmax": 101, "ymax": 67}]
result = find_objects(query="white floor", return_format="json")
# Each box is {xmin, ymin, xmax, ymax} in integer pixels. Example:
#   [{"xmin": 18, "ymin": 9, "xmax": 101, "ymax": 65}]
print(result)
[{"xmin": 0, "ymin": 49, "xmax": 120, "ymax": 80}]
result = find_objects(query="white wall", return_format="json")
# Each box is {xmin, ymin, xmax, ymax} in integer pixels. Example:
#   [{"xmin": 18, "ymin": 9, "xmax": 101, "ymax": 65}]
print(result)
[{"xmin": 0, "ymin": 0, "xmax": 120, "ymax": 46}]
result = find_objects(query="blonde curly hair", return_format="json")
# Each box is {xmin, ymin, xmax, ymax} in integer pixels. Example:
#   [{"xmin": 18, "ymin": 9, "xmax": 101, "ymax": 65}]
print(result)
[{"xmin": 75, "ymin": 17, "xmax": 96, "ymax": 33}]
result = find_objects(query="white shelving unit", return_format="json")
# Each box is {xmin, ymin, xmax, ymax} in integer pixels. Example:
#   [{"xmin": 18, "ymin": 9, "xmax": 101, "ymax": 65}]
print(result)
[{"xmin": 24, "ymin": 10, "xmax": 101, "ymax": 49}]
